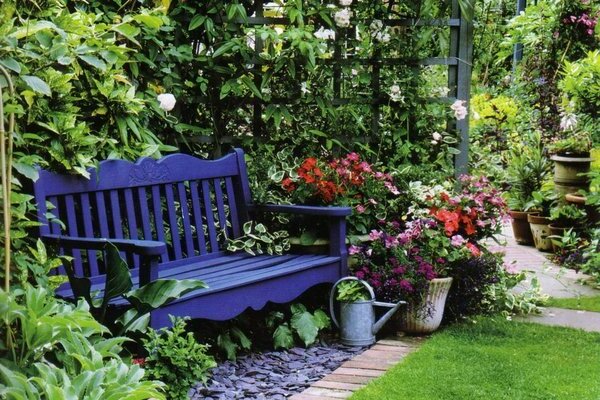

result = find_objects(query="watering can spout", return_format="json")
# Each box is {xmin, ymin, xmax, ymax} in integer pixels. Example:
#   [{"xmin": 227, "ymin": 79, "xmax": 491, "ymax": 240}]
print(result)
[{"xmin": 372, "ymin": 300, "xmax": 406, "ymax": 335}]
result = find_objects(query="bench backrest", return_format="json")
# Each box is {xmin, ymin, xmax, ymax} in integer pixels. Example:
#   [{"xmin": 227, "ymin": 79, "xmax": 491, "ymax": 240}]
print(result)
[{"xmin": 33, "ymin": 149, "xmax": 252, "ymax": 277}]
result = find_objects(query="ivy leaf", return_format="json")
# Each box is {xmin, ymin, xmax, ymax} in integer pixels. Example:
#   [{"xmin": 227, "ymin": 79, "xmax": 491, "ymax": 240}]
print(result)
[
  {"xmin": 273, "ymin": 324, "xmax": 294, "ymax": 350},
  {"xmin": 21, "ymin": 75, "xmax": 51, "ymax": 96},
  {"xmin": 291, "ymin": 311, "xmax": 318, "ymax": 347}
]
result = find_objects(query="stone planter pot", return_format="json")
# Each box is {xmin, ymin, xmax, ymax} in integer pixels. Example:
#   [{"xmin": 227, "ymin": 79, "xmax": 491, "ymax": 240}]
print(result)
[
  {"xmin": 551, "ymin": 154, "xmax": 593, "ymax": 198},
  {"xmin": 565, "ymin": 193, "xmax": 599, "ymax": 224},
  {"xmin": 527, "ymin": 214, "xmax": 552, "ymax": 252},
  {"xmin": 397, "ymin": 277, "xmax": 453, "ymax": 334},
  {"xmin": 508, "ymin": 210, "xmax": 538, "ymax": 245}
]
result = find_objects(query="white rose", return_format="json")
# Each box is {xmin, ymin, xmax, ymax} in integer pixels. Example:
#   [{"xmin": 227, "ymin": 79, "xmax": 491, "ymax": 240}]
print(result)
[
  {"xmin": 334, "ymin": 9, "xmax": 352, "ymax": 28},
  {"xmin": 314, "ymin": 27, "xmax": 336, "ymax": 40},
  {"xmin": 157, "ymin": 93, "xmax": 176, "ymax": 112},
  {"xmin": 450, "ymin": 99, "xmax": 468, "ymax": 120},
  {"xmin": 369, "ymin": 19, "xmax": 383, "ymax": 32},
  {"xmin": 432, "ymin": 131, "xmax": 442, "ymax": 141},
  {"xmin": 339, "ymin": 0, "xmax": 353, "ymax": 5}
]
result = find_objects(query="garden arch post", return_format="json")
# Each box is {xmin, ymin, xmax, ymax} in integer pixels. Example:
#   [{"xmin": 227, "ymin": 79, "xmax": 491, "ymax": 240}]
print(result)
[{"xmin": 449, "ymin": 0, "xmax": 475, "ymax": 177}]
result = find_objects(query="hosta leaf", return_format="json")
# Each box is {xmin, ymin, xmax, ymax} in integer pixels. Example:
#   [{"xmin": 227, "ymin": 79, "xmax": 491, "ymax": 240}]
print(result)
[
  {"xmin": 124, "ymin": 279, "xmax": 207, "ymax": 314},
  {"xmin": 312, "ymin": 309, "xmax": 331, "ymax": 330},
  {"xmin": 273, "ymin": 324, "xmax": 294, "ymax": 350}
]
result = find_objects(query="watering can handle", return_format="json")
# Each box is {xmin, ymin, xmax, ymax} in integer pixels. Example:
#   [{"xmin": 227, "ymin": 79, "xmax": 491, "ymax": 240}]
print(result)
[{"xmin": 329, "ymin": 277, "xmax": 376, "ymax": 329}]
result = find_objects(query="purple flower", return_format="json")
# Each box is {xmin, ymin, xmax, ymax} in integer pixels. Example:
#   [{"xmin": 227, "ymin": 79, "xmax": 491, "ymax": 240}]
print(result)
[
  {"xmin": 348, "ymin": 245, "xmax": 362, "ymax": 255},
  {"xmin": 451, "ymin": 234, "xmax": 466, "ymax": 247},
  {"xmin": 399, "ymin": 279, "xmax": 414, "ymax": 293},
  {"xmin": 369, "ymin": 230, "xmax": 383, "ymax": 241}
]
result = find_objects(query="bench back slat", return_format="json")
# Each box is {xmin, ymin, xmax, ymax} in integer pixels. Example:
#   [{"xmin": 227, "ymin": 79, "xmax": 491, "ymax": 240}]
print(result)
[{"xmin": 34, "ymin": 150, "xmax": 253, "ymax": 278}]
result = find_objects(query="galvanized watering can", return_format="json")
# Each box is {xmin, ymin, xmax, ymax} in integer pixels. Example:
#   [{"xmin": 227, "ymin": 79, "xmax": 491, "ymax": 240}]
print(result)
[{"xmin": 329, "ymin": 277, "xmax": 406, "ymax": 346}]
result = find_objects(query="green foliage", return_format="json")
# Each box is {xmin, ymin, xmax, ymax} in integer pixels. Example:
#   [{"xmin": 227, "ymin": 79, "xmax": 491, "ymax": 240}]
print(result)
[
  {"xmin": 504, "ymin": 131, "xmax": 550, "ymax": 210},
  {"xmin": 226, "ymin": 221, "xmax": 290, "ymax": 256},
  {"xmin": 0, "ymin": 285, "xmax": 165, "ymax": 399},
  {"xmin": 335, "ymin": 280, "xmax": 371, "ymax": 302},
  {"xmin": 266, "ymin": 303, "xmax": 330, "ymax": 350},
  {"xmin": 143, "ymin": 316, "xmax": 216, "ymax": 400},
  {"xmin": 546, "ymin": 128, "xmax": 593, "ymax": 156},
  {"xmin": 524, "ymin": 189, "xmax": 557, "ymax": 216},
  {"xmin": 216, "ymin": 327, "xmax": 252, "ymax": 361},
  {"xmin": 561, "ymin": 50, "xmax": 600, "ymax": 118},
  {"xmin": 66, "ymin": 244, "xmax": 206, "ymax": 335},
  {"xmin": 549, "ymin": 204, "xmax": 587, "ymax": 226}
]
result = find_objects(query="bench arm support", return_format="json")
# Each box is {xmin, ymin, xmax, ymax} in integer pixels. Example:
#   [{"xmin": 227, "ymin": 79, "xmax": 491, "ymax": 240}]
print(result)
[
  {"xmin": 41, "ymin": 234, "xmax": 166, "ymax": 284},
  {"xmin": 248, "ymin": 204, "xmax": 350, "ymax": 275}
]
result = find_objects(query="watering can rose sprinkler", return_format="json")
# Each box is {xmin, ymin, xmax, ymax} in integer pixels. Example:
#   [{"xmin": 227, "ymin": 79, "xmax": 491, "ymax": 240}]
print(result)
[{"xmin": 330, "ymin": 277, "xmax": 406, "ymax": 346}]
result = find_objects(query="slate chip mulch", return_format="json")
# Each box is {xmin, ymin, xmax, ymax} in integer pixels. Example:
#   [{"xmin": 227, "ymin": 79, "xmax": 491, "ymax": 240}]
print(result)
[{"xmin": 190, "ymin": 343, "xmax": 366, "ymax": 399}]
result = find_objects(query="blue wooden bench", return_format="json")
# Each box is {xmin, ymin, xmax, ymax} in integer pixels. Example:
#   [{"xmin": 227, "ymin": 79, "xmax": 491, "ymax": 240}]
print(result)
[{"xmin": 33, "ymin": 149, "xmax": 350, "ymax": 328}]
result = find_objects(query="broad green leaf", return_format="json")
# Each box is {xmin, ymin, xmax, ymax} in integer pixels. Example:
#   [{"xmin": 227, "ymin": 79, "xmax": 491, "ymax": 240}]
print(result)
[
  {"xmin": 0, "ymin": 58, "xmax": 21, "ymax": 73},
  {"xmin": 299, "ymin": 231, "xmax": 317, "ymax": 246},
  {"xmin": 115, "ymin": 309, "xmax": 150, "ymax": 334},
  {"xmin": 124, "ymin": 279, "xmax": 207, "ymax": 314},
  {"xmin": 291, "ymin": 311, "xmax": 319, "ymax": 346},
  {"xmin": 132, "ymin": 14, "xmax": 164, "ymax": 29},
  {"xmin": 111, "ymin": 23, "xmax": 141, "ymax": 45},
  {"xmin": 189, "ymin": 15, "xmax": 206, "ymax": 31},
  {"xmin": 13, "ymin": 162, "xmax": 38, "ymax": 181},
  {"xmin": 240, "ymin": 75, "xmax": 262, "ymax": 99},
  {"xmin": 102, "ymin": 245, "xmax": 133, "ymax": 309},
  {"xmin": 21, "ymin": 75, "xmax": 51, "ymax": 96},
  {"xmin": 312, "ymin": 309, "xmax": 331, "ymax": 330},
  {"xmin": 78, "ymin": 55, "xmax": 107, "ymax": 71},
  {"xmin": 273, "ymin": 324, "xmax": 294, "ymax": 350}
]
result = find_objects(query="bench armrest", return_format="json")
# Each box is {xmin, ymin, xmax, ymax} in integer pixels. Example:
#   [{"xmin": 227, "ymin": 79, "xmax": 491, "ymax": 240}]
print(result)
[
  {"xmin": 248, "ymin": 204, "xmax": 352, "ymax": 217},
  {"xmin": 42, "ymin": 234, "xmax": 167, "ymax": 257}
]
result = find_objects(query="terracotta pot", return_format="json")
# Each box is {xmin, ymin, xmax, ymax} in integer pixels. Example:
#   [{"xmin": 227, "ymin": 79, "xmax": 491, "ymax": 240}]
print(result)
[
  {"xmin": 397, "ymin": 277, "xmax": 453, "ymax": 334},
  {"xmin": 508, "ymin": 210, "xmax": 538, "ymax": 245},
  {"xmin": 527, "ymin": 214, "xmax": 552, "ymax": 252}
]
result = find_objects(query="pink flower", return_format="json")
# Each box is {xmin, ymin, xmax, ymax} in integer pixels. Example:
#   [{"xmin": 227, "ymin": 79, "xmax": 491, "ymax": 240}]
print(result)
[
  {"xmin": 347, "ymin": 152, "xmax": 360, "ymax": 162},
  {"xmin": 451, "ymin": 235, "xmax": 466, "ymax": 247},
  {"xmin": 399, "ymin": 279, "xmax": 414, "ymax": 293},
  {"xmin": 356, "ymin": 204, "xmax": 366, "ymax": 214},
  {"xmin": 348, "ymin": 245, "xmax": 362, "ymax": 255},
  {"xmin": 369, "ymin": 230, "xmax": 383, "ymax": 240},
  {"xmin": 450, "ymin": 99, "xmax": 468, "ymax": 120}
]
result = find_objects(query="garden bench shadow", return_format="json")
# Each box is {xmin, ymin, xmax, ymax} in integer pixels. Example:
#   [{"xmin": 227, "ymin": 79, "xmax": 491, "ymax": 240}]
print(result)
[{"xmin": 33, "ymin": 149, "xmax": 350, "ymax": 328}]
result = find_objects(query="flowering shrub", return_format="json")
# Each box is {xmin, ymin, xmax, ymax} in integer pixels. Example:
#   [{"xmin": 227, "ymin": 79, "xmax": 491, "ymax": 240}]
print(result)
[
  {"xmin": 348, "ymin": 175, "xmax": 509, "ymax": 305},
  {"xmin": 424, "ymin": 175, "xmax": 509, "ymax": 243},
  {"xmin": 282, "ymin": 153, "xmax": 400, "ymax": 235}
]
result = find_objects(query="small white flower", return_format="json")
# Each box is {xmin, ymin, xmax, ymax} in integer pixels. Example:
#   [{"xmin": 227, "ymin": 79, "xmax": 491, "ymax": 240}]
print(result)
[
  {"xmin": 351, "ymin": 69, "xmax": 358, "ymax": 76},
  {"xmin": 300, "ymin": 82, "xmax": 310, "ymax": 94},
  {"xmin": 472, "ymin": 110, "xmax": 481, "ymax": 120},
  {"xmin": 450, "ymin": 99, "xmax": 468, "ymax": 120},
  {"xmin": 339, "ymin": 0, "xmax": 353, "ymax": 5},
  {"xmin": 157, "ymin": 93, "xmax": 176, "ymax": 112},
  {"xmin": 431, "ymin": 140, "xmax": 438, "ymax": 145},
  {"xmin": 314, "ymin": 27, "xmax": 336, "ymax": 40},
  {"xmin": 389, "ymin": 84, "xmax": 404, "ymax": 102},
  {"xmin": 334, "ymin": 8, "xmax": 352, "ymax": 28},
  {"xmin": 432, "ymin": 131, "xmax": 442, "ymax": 141},
  {"xmin": 369, "ymin": 19, "xmax": 383, "ymax": 32},
  {"xmin": 560, "ymin": 113, "xmax": 577, "ymax": 131},
  {"xmin": 375, "ymin": 31, "xmax": 391, "ymax": 43}
]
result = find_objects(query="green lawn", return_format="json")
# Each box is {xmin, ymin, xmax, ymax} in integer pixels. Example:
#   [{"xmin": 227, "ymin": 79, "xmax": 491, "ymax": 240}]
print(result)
[
  {"xmin": 545, "ymin": 296, "xmax": 600, "ymax": 312},
  {"xmin": 351, "ymin": 318, "xmax": 600, "ymax": 400}
]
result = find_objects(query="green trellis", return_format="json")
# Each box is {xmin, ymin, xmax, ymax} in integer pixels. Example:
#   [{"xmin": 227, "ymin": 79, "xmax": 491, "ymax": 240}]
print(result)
[{"xmin": 193, "ymin": 0, "xmax": 474, "ymax": 173}]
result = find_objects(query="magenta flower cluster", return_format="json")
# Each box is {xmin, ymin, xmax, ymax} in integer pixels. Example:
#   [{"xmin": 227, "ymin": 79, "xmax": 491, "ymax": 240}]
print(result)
[{"xmin": 564, "ymin": 11, "xmax": 598, "ymax": 36}]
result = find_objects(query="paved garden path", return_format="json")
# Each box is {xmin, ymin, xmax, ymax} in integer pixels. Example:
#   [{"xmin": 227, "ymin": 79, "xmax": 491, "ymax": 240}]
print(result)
[
  {"xmin": 493, "ymin": 225, "xmax": 600, "ymax": 332},
  {"xmin": 290, "ymin": 336, "xmax": 424, "ymax": 400}
]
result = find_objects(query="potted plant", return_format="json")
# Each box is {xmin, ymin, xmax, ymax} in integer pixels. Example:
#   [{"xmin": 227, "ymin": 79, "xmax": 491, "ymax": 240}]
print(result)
[
  {"xmin": 547, "ymin": 128, "xmax": 593, "ymax": 196},
  {"xmin": 505, "ymin": 131, "xmax": 550, "ymax": 245},
  {"xmin": 525, "ymin": 189, "xmax": 557, "ymax": 252},
  {"xmin": 548, "ymin": 204, "xmax": 587, "ymax": 252},
  {"xmin": 348, "ymin": 176, "xmax": 508, "ymax": 333}
]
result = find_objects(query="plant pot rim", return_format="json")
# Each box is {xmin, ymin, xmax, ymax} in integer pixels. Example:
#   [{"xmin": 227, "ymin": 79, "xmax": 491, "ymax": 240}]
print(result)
[
  {"xmin": 509, "ymin": 209, "xmax": 539, "ymax": 216},
  {"xmin": 565, "ymin": 193, "xmax": 587, "ymax": 204},
  {"xmin": 550, "ymin": 154, "xmax": 593, "ymax": 162},
  {"xmin": 548, "ymin": 222, "xmax": 581, "ymax": 230},
  {"xmin": 527, "ymin": 214, "xmax": 550, "ymax": 224}
]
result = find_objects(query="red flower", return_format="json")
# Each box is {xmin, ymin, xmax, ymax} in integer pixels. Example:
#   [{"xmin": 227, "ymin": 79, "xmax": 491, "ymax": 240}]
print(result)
[
  {"xmin": 466, "ymin": 242, "xmax": 481, "ymax": 257},
  {"xmin": 282, "ymin": 177, "xmax": 296, "ymax": 192}
]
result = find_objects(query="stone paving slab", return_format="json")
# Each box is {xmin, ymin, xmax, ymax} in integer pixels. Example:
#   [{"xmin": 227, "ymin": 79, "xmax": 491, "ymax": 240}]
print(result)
[
  {"xmin": 515, "ymin": 307, "xmax": 600, "ymax": 332},
  {"xmin": 290, "ymin": 335, "xmax": 423, "ymax": 400}
]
